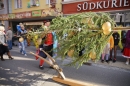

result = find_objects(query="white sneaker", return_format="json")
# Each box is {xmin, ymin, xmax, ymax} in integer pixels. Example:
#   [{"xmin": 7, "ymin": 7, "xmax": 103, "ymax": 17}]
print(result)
[
  {"xmin": 126, "ymin": 61, "xmax": 129, "ymax": 65},
  {"xmin": 19, "ymin": 46, "xmax": 22, "ymax": 48},
  {"xmin": 24, "ymin": 54, "xmax": 27, "ymax": 56}
]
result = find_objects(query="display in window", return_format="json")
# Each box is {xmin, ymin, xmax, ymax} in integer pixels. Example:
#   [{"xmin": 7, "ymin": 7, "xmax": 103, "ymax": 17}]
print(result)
[{"xmin": 27, "ymin": 0, "xmax": 40, "ymax": 8}]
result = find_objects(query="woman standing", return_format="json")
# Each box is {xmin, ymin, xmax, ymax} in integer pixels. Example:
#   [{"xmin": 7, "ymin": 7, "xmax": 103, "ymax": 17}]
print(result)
[
  {"xmin": 0, "ymin": 26, "xmax": 13, "ymax": 61},
  {"xmin": 122, "ymin": 30, "xmax": 130, "ymax": 65}
]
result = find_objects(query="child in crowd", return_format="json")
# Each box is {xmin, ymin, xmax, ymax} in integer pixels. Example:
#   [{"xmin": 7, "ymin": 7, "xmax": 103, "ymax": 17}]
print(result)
[
  {"xmin": 109, "ymin": 31, "xmax": 120, "ymax": 62},
  {"xmin": 101, "ymin": 35, "xmax": 114, "ymax": 63},
  {"xmin": 52, "ymin": 31, "xmax": 58, "ymax": 57}
]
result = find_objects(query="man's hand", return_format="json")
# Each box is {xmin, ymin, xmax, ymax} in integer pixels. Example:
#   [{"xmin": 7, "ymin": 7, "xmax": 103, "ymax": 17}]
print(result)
[{"xmin": 4, "ymin": 44, "xmax": 8, "ymax": 46}]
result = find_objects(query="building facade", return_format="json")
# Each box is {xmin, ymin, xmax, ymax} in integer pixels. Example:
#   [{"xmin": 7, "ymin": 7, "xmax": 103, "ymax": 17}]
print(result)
[
  {"xmin": 11, "ymin": 0, "xmax": 62, "ymax": 13},
  {"xmin": 62, "ymin": 0, "xmax": 130, "ymax": 26},
  {"xmin": 0, "ymin": 0, "xmax": 9, "ymax": 29},
  {"xmin": 0, "ymin": 0, "xmax": 62, "ymax": 32}
]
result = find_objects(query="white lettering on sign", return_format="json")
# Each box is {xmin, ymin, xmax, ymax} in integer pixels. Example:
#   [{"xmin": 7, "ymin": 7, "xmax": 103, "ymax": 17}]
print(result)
[
  {"xmin": 103, "ymin": 0, "xmax": 110, "ymax": 8},
  {"xmin": 83, "ymin": 2, "xmax": 88, "ymax": 10},
  {"xmin": 111, "ymin": 0, "xmax": 118, "ymax": 8},
  {"xmin": 77, "ymin": 4, "xmax": 81, "ymax": 11},
  {"xmin": 124, "ymin": 0, "xmax": 129, "ymax": 6},
  {"xmin": 96, "ymin": 1, "xmax": 103, "ymax": 9},
  {"xmin": 25, "ymin": 12, "xmax": 31, "ymax": 18},
  {"xmin": 15, "ymin": 13, "xmax": 24, "ymax": 18},
  {"xmin": 2, "ymin": 15, "xmax": 8, "ymax": 19},
  {"xmin": 119, "ymin": 0, "xmax": 122, "ymax": 7},
  {"xmin": 89, "ymin": 2, "xmax": 96, "ymax": 10},
  {"xmin": 77, "ymin": 0, "xmax": 130, "ymax": 11}
]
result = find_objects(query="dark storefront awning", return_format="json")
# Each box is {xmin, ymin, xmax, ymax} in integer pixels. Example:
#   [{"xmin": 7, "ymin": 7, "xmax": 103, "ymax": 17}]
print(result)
[{"xmin": 8, "ymin": 16, "xmax": 56, "ymax": 22}]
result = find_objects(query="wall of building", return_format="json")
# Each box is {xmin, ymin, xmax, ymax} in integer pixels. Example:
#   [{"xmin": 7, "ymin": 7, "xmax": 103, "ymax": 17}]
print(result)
[
  {"xmin": 12, "ymin": 0, "xmax": 62, "ymax": 13},
  {"xmin": 0, "ymin": 0, "xmax": 8, "ymax": 14},
  {"xmin": 8, "ymin": 0, "xmax": 12, "ymax": 13},
  {"xmin": 0, "ymin": 0, "xmax": 9, "ymax": 30}
]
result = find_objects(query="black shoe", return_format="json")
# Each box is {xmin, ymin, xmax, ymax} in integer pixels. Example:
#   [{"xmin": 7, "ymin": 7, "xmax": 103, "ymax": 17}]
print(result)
[
  {"xmin": 101, "ymin": 60, "xmax": 104, "ymax": 63},
  {"xmin": 113, "ymin": 58, "xmax": 116, "ymax": 63},
  {"xmin": 106, "ymin": 60, "xmax": 109, "ymax": 63},
  {"xmin": 109, "ymin": 58, "xmax": 112, "ymax": 61},
  {"xmin": 1, "ymin": 58, "xmax": 5, "ymax": 61},
  {"xmin": 9, "ymin": 57, "xmax": 14, "ymax": 60},
  {"xmin": 39, "ymin": 65, "xmax": 44, "ymax": 70}
]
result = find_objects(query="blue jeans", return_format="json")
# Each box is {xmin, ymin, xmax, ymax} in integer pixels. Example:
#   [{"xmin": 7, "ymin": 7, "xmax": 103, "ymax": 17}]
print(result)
[
  {"xmin": 20, "ymin": 40, "xmax": 26, "ymax": 55},
  {"xmin": 7, "ymin": 40, "xmax": 12, "ymax": 50},
  {"xmin": 24, "ymin": 39, "xmax": 27, "ymax": 47}
]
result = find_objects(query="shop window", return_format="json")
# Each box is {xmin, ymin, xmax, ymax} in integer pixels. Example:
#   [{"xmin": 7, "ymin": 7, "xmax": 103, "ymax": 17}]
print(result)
[
  {"xmin": 46, "ymin": 0, "xmax": 56, "ymax": 4},
  {"xmin": 46, "ymin": 0, "xmax": 56, "ymax": 8},
  {"xmin": 0, "ymin": 0, "xmax": 4, "ymax": 10},
  {"xmin": 30, "ymin": 0, "xmax": 40, "ymax": 7},
  {"xmin": 125, "ymin": 12, "xmax": 130, "ymax": 22},
  {"xmin": 15, "ymin": 0, "xmax": 22, "ymax": 9},
  {"xmin": 115, "ymin": 13, "xmax": 123, "ymax": 22},
  {"xmin": 27, "ymin": 0, "xmax": 40, "ymax": 8}
]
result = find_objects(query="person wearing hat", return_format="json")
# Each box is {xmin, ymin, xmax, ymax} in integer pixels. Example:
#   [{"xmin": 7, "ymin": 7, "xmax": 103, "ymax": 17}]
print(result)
[
  {"xmin": 0, "ymin": 26, "xmax": 13, "ymax": 61},
  {"xmin": 37, "ymin": 20, "xmax": 54, "ymax": 69}
]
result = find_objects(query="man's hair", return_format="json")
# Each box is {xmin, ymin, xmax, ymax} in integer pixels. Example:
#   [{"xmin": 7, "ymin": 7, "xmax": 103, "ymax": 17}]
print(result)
[
  {"xmin": 43, "ymin": 20, "xmax": 50, "ymax": 25},
  {"xmin": 0, "ymin": 23, "xmax": 4, "ymax": 26},
  {"xmin": 8, "ymin": 27, "xmax": 12, "ymax": 30}
]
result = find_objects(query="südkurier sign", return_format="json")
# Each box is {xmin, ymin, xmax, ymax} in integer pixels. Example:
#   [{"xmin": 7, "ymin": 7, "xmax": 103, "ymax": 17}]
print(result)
[
  {"xmin": 77, "ymin": 0, "xmax": 129, "ymax": 11},
  {"xmin": 63, "ymin": 0, "xmax": 130, "ymax": 14}
]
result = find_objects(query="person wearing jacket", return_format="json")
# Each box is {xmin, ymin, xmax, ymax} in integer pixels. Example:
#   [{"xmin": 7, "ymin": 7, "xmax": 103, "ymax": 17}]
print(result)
[
  {"xmin": 37, "ymin": 20, "xmax": 54, "ymax": 69},
  {"xmin": 0, "ymin": 26, "xmax": 13, "ymax": 61},
  {"xmin": 6, "ymin": 27, "xmax": 13, "ymax": 50},
  {"xmin": 122, "ymin": 30, "xmax": 130, "ymax": 65},
  {"xmin": 109, "ymin": 31, "xmax": 120, "ymax": 62},
  {"xmin": 19, "ymin": 25, "xmax": 27, "ymax": 56}
]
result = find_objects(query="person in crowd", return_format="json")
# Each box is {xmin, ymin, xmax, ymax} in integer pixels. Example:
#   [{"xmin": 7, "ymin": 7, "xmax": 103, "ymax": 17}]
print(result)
[
  {"xmin": 27, "ymin": 28, "xmax": 31, "ymax": 46},
  {"xmin": 19, "ymin": 24, "xmax": 27, "ymax": 56},
  {"xmin": 6, "ymin": 27, "xmax": 13, "ymax": 50},
  {"xmin": 101, "ymin": 35, "xmax": 114, "ymax": 63},
  {"xmin": 122, "ymin": 30, "xmax": 130, "ymax": 65},
  {"xmin": 36, "ymin": 20, "xmax": 54, "ymax": 69},
  {"xmin": 52, "ymin": 31, "xmax": 58, "ymax": 57},
  {"xmin": 121, "ymin": 30, "xmax": 127, "ymax": 53},
  {"xmin": 109, "ymin": 31, "xmax": 120, "ymax": 62},
  {"xmin": 0, "ymin": 26, "xmax": 13, "ymax": 61}
]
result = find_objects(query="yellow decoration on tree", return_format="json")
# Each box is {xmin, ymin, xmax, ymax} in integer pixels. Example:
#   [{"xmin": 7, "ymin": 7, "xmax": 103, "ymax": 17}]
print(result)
[
  {"xmin": 67, "ymin": 49, "xmax": 74, "ymax": 57},
  {"xmin": 102, "ymin": 22, "xmax": 112, "ymax": 35},
  {"xmin": 68, "ymin": 31, "xmax": 76, "ymax": 38},
  {"xmin": 89, "ymin": 51, "xmax": 96, "ymax": 60},
  {"xmin": 81, "ymin": 19, "xmax": 87, "ymax": 24},
  {"xmin": 37, "ymin": 38, "xmax": 42, "ymax": 45},
  {"xmin": 102, "ymin": 22, "xmax": 111, "ymax": 31},
  {"xmin": 103, "ymin": 28, "xmax": 111, "ymax": 35},
  {"xmin": 87, "ymin": 18, "xmax": 94, "ymax": 25}
]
